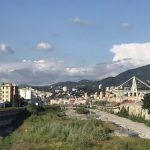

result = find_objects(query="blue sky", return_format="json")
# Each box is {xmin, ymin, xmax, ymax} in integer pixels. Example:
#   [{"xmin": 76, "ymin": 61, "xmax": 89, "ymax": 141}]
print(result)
[{"xmin": 0, "ymin": 0, "xmax": 150, "ymax": 85}]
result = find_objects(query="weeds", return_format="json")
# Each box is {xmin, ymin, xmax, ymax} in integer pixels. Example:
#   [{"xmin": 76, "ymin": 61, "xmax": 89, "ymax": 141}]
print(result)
[{"xmin": 1, "ymin": 105, "xmax": 150, "ymax": 150}]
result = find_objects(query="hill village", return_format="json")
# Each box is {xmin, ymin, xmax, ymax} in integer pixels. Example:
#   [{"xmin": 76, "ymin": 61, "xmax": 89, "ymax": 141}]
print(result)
[{"xmin": 1, "ymin": 76, "xmax": 150, "ymax": 121}]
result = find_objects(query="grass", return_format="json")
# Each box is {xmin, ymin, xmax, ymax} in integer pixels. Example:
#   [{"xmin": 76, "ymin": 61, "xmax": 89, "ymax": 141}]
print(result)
[
  {"xmin": 100, "ymin": 136, "xmax": 150, "ymax": 150},
  {"xmin": 0, "ymin": 105, "xmax": 150, "ymax": 150}
]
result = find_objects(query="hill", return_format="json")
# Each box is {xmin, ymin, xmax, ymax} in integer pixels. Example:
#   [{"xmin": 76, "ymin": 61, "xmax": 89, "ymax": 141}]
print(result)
[
  {"xmin": 32, "ymin": 64, "xmax": 150, "ymax": 91},
  {"xmin": 116, "ymin": 64, "xmax": 150, "ymax": 82}
]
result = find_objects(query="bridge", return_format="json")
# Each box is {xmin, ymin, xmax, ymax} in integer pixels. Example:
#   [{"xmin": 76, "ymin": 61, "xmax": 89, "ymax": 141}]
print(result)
[{"xmin": 106, "ymin": 76, "xmax": 150, "ymax": 102}]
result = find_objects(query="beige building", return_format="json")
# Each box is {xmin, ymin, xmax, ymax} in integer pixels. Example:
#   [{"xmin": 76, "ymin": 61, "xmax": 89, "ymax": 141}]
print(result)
[
  {"xmin": 0, "ymin": 83, "xmax": 19, "ymax": 106},
  {"xmin": 50, "ymin": 98, "xmax": 87, "ymax": 105}
]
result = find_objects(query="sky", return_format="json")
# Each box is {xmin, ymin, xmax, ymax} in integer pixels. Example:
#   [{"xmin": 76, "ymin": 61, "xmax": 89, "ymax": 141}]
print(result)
[{"xmin": 0, "ymin": 0, "xmax": 150, "ymax": 85}]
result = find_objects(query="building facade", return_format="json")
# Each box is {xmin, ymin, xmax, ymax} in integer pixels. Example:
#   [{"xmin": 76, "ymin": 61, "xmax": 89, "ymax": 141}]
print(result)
[
  {"xmin": 0, "ymin": 83, "xmax": 19, "ymax": 106},
  {"xmin": 19, "ymin": 88, "xmax": 32, "ymax": 100}
]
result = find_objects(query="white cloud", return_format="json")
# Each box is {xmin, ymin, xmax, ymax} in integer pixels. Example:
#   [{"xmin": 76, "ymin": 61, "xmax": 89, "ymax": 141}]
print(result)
[
  {"xmin": 0, "ymin": 42, "xmax": 149, "ymax": 85},
  {"xmin": 0, "ymin": 59, "xmax": 65, "ymax": 85},
  {"xmin": 110, "ymin": 42, "xmax": 150, "ymax": 66},
  {"xmin": 65, "ymin": 60, "xmax": 139, "ymax": 81},
  {"xmin": 0, "ymin": 58, "xmax": 137, "ymax": 85},
  {"xmin": 0, "ymin": 43, "xmax": 14, "ymax": 55},
  {"xmin": 66, "ymin": 67, "xmax": 88, "ymax": 75},
  {"xmin": 36, "ymin": 42, "xmax": 54, "ymax": 51},
  {"xmin": 0, "ymin": 57, "xmax": 147, "ymax": 85},
  {"xmin": 71, "ymin": 17, "xmax": 90, "ymax": 26},
  {"xmin": 121, "ymin": 22, "xmax": 130, "ymax": 29}
]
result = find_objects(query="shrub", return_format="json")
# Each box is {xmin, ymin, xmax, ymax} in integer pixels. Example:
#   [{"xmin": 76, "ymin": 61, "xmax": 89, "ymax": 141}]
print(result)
[
  {"xmin": 43, "ymin": 105, "xmax": 61, "ymax": 112},
  {"xmin": 116, "ymin": 107, "xmax": 129, "ymax": 118},
  {"xmin": 142, "ymin": 94, "xmax": 150, "ymax": 113},
  {"xmin": 57, "ymin": 111, "xmax": 66, "ymax": 117},
  {"xmin": 26, "ymin": 103, "xmax": 38, "ymax": 115},
  {"xmin": 76, "ymin": 106, "xmax": 89, "ymax": 114}
]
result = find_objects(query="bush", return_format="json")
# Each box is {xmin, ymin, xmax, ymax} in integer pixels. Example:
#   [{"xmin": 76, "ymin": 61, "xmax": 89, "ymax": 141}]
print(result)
[
  {"xmin": 116, "ymin": 107, "xmax": 129, "ymax": 118},
  {"xmin": 76, "ymin": 106, "xmax": 89, "ymax": 114},
  {"xmin": 26, "ymin": 103, "xmax": 38, "ymax": 115},
  {"xmin": 57, "ymin": 111, "xmax": 66, "ymax": 117},
  {"xmin": 142, "ymin": 94, "xmax": 150, "ymax": 113},
  {"xmin": 43, "ymin": 105, "xmax": 61, "ymax": 112}
]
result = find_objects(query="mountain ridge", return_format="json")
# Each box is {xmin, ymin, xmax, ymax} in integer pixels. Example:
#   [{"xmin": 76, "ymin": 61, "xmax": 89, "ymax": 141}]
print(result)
[{"xmin": 32, "ymin": 64, "xmax": 150, "ymax": 91}]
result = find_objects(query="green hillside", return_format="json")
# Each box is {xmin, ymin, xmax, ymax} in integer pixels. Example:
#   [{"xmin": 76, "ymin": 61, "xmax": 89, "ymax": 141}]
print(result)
[{"xmin": 32, "ymin": 64, "xmax": 150, "ymax": 91}]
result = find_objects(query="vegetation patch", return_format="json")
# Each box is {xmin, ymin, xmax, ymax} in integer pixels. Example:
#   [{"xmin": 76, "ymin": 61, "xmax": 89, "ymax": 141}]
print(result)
[
  {"xmin": 76, "ymin": 105, "xmax": 90, "ymax": 114},
  {"xmin": 116, "ymin": 106, "xmax": 150, "ymax": 127},
  {"xmin": 0, "ymin": 105, "xmax": 150, "ymax": 150}
]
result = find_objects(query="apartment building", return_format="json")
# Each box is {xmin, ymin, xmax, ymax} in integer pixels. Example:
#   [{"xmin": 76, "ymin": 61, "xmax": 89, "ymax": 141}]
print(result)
[
  {"xmin": 19, "ymin": 88, "xmax": 32, "ymax": 100},
  {"xmin": 0, "ymin": 83, "xmax": 19, "ymax": 106}
]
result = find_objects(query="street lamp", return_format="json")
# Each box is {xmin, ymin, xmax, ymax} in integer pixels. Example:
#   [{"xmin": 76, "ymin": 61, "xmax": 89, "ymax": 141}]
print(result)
[
  {"xmin": 35, "ymin": 102, "xmax": 39, "ymax": 115},
  {"xmin": 35, "ymin": 102, "xmax": 38, "ymax": 106}
]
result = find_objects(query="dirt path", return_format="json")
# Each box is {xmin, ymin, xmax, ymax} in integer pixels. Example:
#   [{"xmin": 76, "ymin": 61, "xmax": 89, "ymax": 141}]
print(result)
[{"xmin": 94, "ymin": 110, "xmax": 150, "ymax": 139}]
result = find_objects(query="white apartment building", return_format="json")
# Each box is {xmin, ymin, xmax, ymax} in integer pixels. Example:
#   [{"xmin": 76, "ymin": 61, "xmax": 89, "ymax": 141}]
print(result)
[{"xmin": 19, "ymin": 88, "xmax": 32, "ymax": 100}]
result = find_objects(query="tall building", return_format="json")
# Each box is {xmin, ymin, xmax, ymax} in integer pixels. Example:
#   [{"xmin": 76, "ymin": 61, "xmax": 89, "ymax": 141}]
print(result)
[
  {"xmin": 0, "ymin": 83, "xmax": 19, "ymax": 106},
  {"xmin": 19, "ymin": 88, "xmax": 32, "ymax": 100},
  {"xmin": 63, "ymin": 86, "xmax": 67, "ymax": 92}
]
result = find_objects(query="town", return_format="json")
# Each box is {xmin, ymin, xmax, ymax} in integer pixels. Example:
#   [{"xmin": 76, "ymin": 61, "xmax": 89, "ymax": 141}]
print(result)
[
  {"xmin": 1, "ymin": 74, "xmax": 150, "ymax": 149},
  {"xmin": 1, "ymin": 75, "xmax": 150, "ymax": 137},
  {"xmin": 1, "ymin": 0, "xmax": 150, "ymax": 149}
]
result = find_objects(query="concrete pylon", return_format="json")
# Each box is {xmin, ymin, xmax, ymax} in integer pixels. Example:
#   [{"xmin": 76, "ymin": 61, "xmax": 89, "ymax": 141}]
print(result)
[{"xmin": 130, "ymin": 76, "xmax": 138, "ymax": 97}]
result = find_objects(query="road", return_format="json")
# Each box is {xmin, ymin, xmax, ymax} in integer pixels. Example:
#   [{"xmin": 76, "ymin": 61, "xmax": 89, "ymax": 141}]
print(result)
[{"xmin": 94, "ymin": 110, "xmax": 150, "ymax": 139}]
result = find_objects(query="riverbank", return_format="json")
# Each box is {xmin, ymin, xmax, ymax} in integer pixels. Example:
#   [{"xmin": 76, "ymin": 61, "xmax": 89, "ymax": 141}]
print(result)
[
  {"xmin": 93, "ymin": 109, "xmax": 150, "ymax": 139},
  {"xmin": 1, "ymin": 105, "xmax": 150, "ymax": 150}
]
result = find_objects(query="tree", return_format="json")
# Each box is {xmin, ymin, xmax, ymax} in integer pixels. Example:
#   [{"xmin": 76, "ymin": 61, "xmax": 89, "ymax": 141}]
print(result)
[
  {"xmin": 117, "ymin": 106, "xmax": 129, "ymax": 117},
  {"xmin": 27, "ymin": 103, "xmax": 38, "ymax": 115},
  {"xmin": 142, "ymin": 94, "xmax": 150, "ymax": 113}
]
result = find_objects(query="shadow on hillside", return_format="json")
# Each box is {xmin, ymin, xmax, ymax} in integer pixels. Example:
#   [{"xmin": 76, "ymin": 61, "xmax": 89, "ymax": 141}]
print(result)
[{"xmin": 0, "ymin": 109, "xmax": 30, "ymax": 137}]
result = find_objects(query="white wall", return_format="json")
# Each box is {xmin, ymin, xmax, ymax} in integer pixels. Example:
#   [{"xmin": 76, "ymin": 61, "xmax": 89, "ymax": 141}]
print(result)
[{"xmin": 19, "ymin": 89, "xmax": 31, "ymax": 100}]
